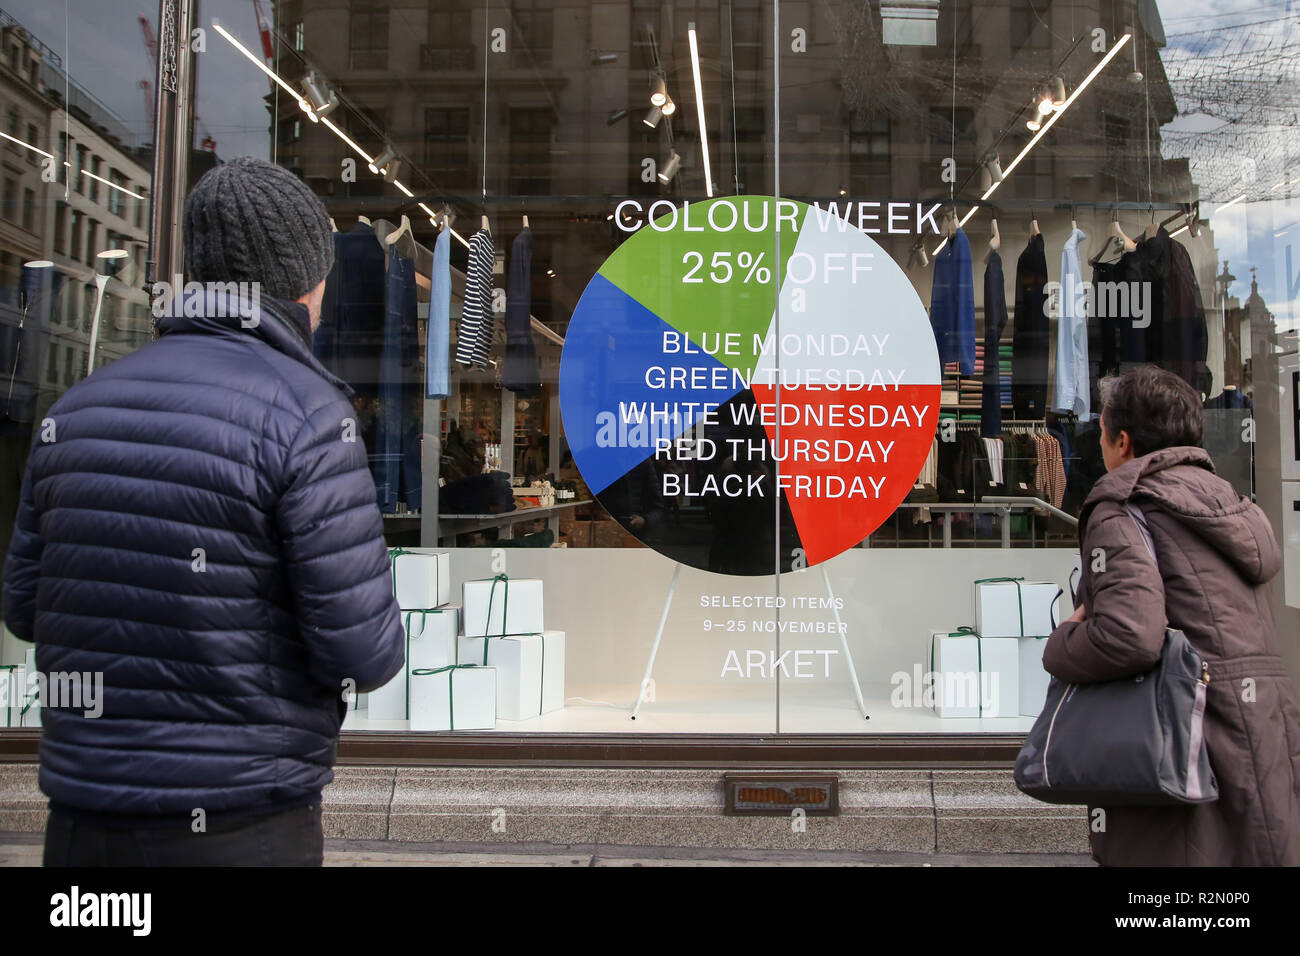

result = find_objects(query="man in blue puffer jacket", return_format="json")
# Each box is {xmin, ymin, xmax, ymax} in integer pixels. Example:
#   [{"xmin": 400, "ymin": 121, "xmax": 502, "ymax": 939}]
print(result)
[{"xmin": 2, "ymin": 157, "xmax": 405, "ymax": 865}]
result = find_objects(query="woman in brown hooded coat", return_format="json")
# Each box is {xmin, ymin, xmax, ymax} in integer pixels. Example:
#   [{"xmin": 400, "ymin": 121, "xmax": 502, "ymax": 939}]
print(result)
[{"xmin": 1043, "ymin": 366, "xmax": 1300, "ymax": 866}]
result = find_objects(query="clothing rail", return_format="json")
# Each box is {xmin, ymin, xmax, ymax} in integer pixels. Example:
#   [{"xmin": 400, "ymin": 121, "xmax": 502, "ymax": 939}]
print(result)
[
  {"xmin": 884, "ymin": 498, "xmax": 1077, "ymax": 549},
  {"xmin": 982, "ymin": 496, "xmax": 1079, "ymax": 527}
]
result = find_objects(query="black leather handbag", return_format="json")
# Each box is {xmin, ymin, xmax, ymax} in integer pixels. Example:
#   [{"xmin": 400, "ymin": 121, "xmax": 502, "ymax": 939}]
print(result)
[{"xmin": 1014, "ymin": 505, "xmax": 1219, "ymax": 806}]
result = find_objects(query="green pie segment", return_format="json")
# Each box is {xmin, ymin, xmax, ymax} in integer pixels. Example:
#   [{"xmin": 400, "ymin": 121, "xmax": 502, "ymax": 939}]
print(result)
[{"xmin": 597, "ymin": 197, "xmax": 802, "ymax": 375}]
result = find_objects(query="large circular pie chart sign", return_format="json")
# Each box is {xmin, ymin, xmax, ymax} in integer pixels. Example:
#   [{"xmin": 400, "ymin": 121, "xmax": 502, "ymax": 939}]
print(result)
[{"xmin": 560, "ymin": 196, "xmax": 940, "ymax": 575}]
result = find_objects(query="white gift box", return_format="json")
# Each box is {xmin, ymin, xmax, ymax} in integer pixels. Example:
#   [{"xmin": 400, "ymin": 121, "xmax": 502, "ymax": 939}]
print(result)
[
  {"xmin": 390, "ymin": 548, "xmax": 451, "ymax": 609},
  {"xmin": 409, "ymin": 665, "xmax": 496, "ymax": 731},
  {"xmin": 461, "ymin": 576, "xmax": 544, "ymax": 638},
  {"xmin": 457, "ymin": 630, "xmax": 565, "ymax": 722},
  {"xmin": 974, "ymin": 579, "xmax": 1061, "ymax": 638},
  {"xmin": 929, "ymin": 630, "xmax": 1019, "ymax": 718},
  {"xmin": 1018, "ymin": 637, "xmax": 1053, "ymax": 717},
  {"xmin": 368, "ymin": 606, "xmax": 460, "ymax": 721}
]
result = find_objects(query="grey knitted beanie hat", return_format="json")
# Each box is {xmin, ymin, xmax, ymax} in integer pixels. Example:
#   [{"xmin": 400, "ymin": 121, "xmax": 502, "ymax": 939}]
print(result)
[{"xmin": 183, "ymin": 157, "xmax": 334, "ymax": 302}]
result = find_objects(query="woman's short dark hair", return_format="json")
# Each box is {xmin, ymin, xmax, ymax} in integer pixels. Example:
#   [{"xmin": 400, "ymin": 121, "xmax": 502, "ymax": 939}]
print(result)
[{"xmin": 1099, "ymin": 366, "xmax": 1203, "ymax": 457}]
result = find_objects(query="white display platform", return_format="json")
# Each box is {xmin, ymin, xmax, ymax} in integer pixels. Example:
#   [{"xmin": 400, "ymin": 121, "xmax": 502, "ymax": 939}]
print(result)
[{"xmin": 342, "ymin": 680, "xmax": 1037, "ymax": 734}]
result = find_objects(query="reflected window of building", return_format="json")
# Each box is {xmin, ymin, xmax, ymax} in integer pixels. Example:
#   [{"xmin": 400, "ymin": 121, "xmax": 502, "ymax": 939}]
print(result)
[
  {"xmin": 424, "ymin": 107, "xmax": 471, "ymax": 189},
  {"xmin": 1011, "ymin": 0, "xmax": 1052, "ymax": 54},
  {"xmin": 425, "ymin": 0, "xmax": 474, "ymax": 71},
  {"xmin": 349, "ymin": 0, "xmax": 390, "ymax": 70},
  {"xmin": 850, "ymin": 114, "xmax": 891, "ymax": 196},
  {"xmin": 731, "ymin": 0, "xmax": 762, "ymax": 73},
  {"xmin": 509, "ymin": 107, "xmax": 552, "ymax": 195},
  {"xmin": 511, "ymin": 0, "xmax": 553, "ymax": 70}
]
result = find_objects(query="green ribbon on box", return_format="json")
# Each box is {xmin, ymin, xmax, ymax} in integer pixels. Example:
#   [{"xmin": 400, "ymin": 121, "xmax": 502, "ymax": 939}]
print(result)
[
  {"xmin": 929, "ymin": 626, "xmax": 990, "ymax": 716},
  {"xmin": 411, "ymin": 664, "xmax": 480, "ymax": 731},
  {"xmin": 470, "ymin": 574, "xmax": 547, "ymax": 718},
  {"xmin": 402, "ymin": 608, "xmax": 452, "ymax": 719},
  {"xmin": 484, "ymin": 573, "xmax": 510, "ymax": 642},
  {"xmin": 387, "ymin": 547, "xmax": 417, "ymax": 599},
  {"xmin": 974, "ymin": 576, "xmax": 1026, "ymax": 638}
]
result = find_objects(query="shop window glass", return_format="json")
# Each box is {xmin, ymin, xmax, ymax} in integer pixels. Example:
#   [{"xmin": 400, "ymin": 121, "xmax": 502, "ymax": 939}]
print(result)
[{"xmin": 2, "ymin": 1, "xmax": 1296, "ymax": 746}]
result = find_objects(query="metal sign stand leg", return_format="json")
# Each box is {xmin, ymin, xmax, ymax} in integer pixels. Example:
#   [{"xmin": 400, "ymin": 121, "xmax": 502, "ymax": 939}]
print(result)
[
  {"xmin": 821, "ymin": 563, "xmax": 869, "ymax": 720},
  {"xmin": 631, "ymin": 562, "xmax": 680, "ymax": 719}
]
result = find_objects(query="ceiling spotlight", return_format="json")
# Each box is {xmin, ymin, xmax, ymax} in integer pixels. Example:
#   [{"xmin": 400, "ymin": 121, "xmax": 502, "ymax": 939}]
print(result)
[
  {"xmin": 661, "ymin": 96, "xmax": 676, "ymax": 116},
  {"xmin": 381, "ymin": 158, "xmax": 402, "ymax": 184},
  {"xmin": 643, "ymin": 105, "xmax": 663, "ymax": 128},
  {"xmin": 368, "ymin": 146, "xmax": 396, "ymax": 175},
  {"xmin": 987, "ymin": 154, "xmax": 1003, "ymax": 183},
  {"xmin": 592, "ymin": 51, "xmax": 618, "ymax": 65},
  {"xmin": 1048, "ymin": 75, "xmax": 1067, "ymax": 106},
  {"xmin": 298, "ymin": 97, "xmax": 319, "ymax": 122},
  {"xmin": 650, "ymin": 75, "xmax": 668, "ymax": 107},
  {"xmin": 302, "ymin": 72, "xmax": 339, "ymax": 120},
  {"xmin": 657, "ymin": 151, "xmax": 682, "ymax": 184},
  {"xmin": 979, "ymin": 163, "xmax": 992, "ymax": 193},
  {"xmin": 607, "ymin": 108, "xmax": 629, "ymax": 126},
  {"xmin": 1037, "ymin": 93, "xmax": 1054, "ymax": 116},
  {"xmin": 1026, "ymin": 116, "xmax": 1041, "ymax": 132}
]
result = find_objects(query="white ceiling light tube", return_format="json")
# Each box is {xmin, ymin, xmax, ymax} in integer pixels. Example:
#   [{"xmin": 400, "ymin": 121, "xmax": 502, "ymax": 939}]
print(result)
[
  {"xmin": 932, "ymin": 205, "xmax": 980, "ymax": 256},
  {"xmin": 688, "ymin": 23, "xmax": 713, "ymax": 198},
  {"xmin": 215, "ymin": 20, "xmax": 374, "ymax": 165},
  {"xmin": 983, "ymin": 33, "xmax": 1132, "ymax": 202},
  {"xmin": 0, "ymin": 130, "xmax": 52, "ymax": 158},
  {"xmin": 318, "ymin": 116, "xmax": 373, "ymax": 165},
  {"xmin": 213, "ymin": 20, "xmax": 310, "ymax": 112}
]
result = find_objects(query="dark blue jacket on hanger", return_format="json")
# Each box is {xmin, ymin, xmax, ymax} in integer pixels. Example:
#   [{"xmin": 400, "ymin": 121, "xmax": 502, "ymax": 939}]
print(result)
[{"xmin": 930, "ymin": 227, "xmax": 975, "ymax": 375}]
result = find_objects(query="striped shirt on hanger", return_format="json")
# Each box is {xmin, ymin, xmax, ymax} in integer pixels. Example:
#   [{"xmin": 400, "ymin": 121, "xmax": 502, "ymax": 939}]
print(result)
[{"xmin": 455, "ymin": 228, "xmax": 495, "ymax": 368}]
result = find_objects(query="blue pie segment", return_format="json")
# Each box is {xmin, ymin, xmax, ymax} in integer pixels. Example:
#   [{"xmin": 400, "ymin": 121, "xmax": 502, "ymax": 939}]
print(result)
[{"xmin": 559, "ymin": 273, "xmax": 746, "ymax": 496}]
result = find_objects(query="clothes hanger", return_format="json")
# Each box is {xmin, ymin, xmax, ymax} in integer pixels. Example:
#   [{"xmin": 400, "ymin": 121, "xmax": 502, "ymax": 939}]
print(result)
[
  {"xmin": 1143, "ymin": 205, "xmax": 1158, "ymax": 239},
  {"xmin": 357, "ymin": 215, "xmax": 372, "ymax": 226},
  {"xmin": 329, "ymin": 218, "xmax": 338, "ymax": 233},
  {"xmin": 1030, "ymin": 209, "xmax": 1040, "ymax": 236},
  {"xmin": 985, "ymin": 218, "xmax": 1000, "ymax": 264},
  {"xmin": 1110, "ymin": 209, "xmax": 1137, "ymax": 252},
  {"xmin": 522, "ymin": 214, "xmax": 530, "ymax": 229},
  {"xmin": 481, "ymin": 215, "xmax": 491, "ymax": 233},
  {"xmin": 1089, "ymin": 235, "xmax": 1119, "ymax": 267},
  {"xmin": 384, "ymin": 214, "xmax": 412, "ymax": 247}
]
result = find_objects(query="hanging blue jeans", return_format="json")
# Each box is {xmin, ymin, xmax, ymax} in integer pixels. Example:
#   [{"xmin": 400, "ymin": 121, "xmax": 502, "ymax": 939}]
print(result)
[{"xmin": 374, "ymin": 253, "xmax": 418, "ymax": 512}]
